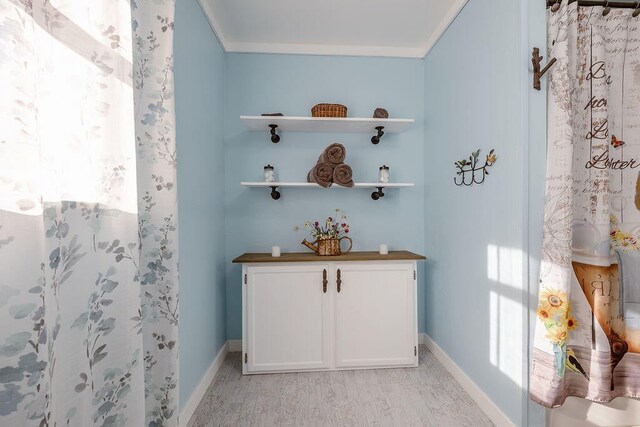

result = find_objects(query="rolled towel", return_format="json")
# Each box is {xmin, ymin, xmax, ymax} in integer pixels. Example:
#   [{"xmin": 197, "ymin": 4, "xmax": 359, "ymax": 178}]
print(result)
[
  {"xmin": 307, "ymin": 162, "xmax": 334, "ymax": 188},
  {"xmin": 318, "ymin": 143, "xmax": 346, "ymax": 166},
  {"xmin": 333, "ymin": 163, "xmax": 354, "ymax": 188}
]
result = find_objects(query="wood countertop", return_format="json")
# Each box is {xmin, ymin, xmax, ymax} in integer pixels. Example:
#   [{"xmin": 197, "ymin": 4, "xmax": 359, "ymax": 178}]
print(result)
[{"xmin": 233, "ymin": 250, "xmax": 426, "ymax": 264}]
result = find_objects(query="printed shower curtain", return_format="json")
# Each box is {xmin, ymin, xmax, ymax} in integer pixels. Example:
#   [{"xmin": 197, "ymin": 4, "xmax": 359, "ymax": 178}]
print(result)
[
  {"xmin": 531, "ymin": 1, "xmax": 640, "ymax": 407},
  {"xmin": 0, "ymin": 1, "xmax": 179, "ymax": 425}
]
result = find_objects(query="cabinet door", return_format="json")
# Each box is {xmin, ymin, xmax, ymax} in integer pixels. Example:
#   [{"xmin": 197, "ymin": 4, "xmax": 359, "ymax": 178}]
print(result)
[
  {"xmin": 334, "ymin": 262, "xmax": 416, "ymax": 368},
  {"xmin": 245, "ymin": 264, "xmax": 330, "ymax": 372}
]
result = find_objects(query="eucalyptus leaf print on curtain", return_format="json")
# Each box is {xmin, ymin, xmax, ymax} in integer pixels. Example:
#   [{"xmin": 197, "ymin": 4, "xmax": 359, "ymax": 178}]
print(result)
[
  {"xmin": 0, "ymin": 0, "xmax": 179, "ymax": 425},
  {"xmin": 531, "ymin": 1, "xmax": 640, "ymax": 407},
  {"xmin": 132, "ymin": 1, "xmax": 180, "ymax": 425}
]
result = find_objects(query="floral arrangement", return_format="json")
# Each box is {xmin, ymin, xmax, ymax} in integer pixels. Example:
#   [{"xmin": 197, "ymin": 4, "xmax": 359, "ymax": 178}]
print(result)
[
  {"xmin": 296, "ymin": 208, "xmax": 349, "ymax": 240},
  {"xmin": 536, "ymin": 287, "xmax": 577, "ymax": 377},
  {"xmin": 610, "ymin": 214, "xmax": 639, "ymax": 251}
]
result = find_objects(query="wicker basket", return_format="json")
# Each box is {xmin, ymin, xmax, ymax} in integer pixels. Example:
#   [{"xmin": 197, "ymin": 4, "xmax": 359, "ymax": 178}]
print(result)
[{"xmin": 311, "ymin": 103, "xmax": 347, "ymax": 118}]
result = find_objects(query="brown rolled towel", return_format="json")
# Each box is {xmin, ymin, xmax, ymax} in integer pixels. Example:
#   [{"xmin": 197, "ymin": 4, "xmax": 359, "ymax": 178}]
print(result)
[
  {"xmin": 307, "ymin": 162, "xmax": 334, "ymax": 188},
  {"xmin": 333, "ymin": 164, "xmax": 354, "ymax": 188},
  {"xmin": 318, "ymin": 143, "xmax": 346, "ymax": 166}
]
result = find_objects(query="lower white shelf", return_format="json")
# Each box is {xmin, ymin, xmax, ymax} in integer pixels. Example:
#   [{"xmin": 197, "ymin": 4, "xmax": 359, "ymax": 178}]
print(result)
[{"xmin": 241, "ymin": 181, "xmax": 415, "ymax": 200}]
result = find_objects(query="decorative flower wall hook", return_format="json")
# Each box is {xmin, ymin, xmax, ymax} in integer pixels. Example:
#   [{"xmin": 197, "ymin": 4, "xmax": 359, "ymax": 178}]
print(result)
[{"xmin": 454, "ymin": 149, "xmax": 497, "ymax": 186}]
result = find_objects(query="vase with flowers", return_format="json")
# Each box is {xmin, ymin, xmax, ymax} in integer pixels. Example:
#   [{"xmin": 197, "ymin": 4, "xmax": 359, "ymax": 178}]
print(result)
[{"xmin": 297, "ymin": 209, "xmax": 352, "ymax": 256}]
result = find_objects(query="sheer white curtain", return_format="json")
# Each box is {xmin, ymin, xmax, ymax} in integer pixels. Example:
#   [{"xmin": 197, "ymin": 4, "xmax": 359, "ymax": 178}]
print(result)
[{"xmin": 0, "ymin": 1, "xmax": 179, "ymax": 425}]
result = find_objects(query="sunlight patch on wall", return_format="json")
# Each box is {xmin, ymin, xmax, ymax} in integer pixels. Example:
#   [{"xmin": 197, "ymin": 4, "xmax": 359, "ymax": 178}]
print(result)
[
  {"xmin": 488, "ymin": 244, "xmax": 526, "ymax": 389},
  {"xmin": 487, "ymin": 244, "xmax": 524, "ymax": 289},
  {"xmin": 489, "ymin": 289, "xmax": 525, "ymax": 388}
]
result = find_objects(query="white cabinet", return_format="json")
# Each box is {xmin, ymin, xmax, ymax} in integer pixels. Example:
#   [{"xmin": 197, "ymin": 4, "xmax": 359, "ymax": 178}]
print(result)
[
  {"xmin": 334, "ymin": 263, "xmax": 416, "ymax": 368},
  {"xmin": 238, "ymin": 255, "xmax": 422, "ymax": 375},
  {"xmin": 244, "ymin": 264, "xmax": 330, "ymax": 372}
]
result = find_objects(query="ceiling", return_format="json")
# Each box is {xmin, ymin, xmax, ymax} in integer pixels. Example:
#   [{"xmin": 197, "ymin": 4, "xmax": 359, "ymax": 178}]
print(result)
[{"xmin": 198, "ymin": 0, "xmax": 468, "ymax": 58}]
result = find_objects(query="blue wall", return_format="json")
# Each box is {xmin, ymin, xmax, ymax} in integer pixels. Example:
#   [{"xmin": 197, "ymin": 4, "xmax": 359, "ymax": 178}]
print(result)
[
  {"xmin": 224, "ymin": 54, "xmax": 426, "ymax": 340},
  {"xmin": 423, "ymin": 0, "xmax": 529, "ymax": 424},
  {"xmin": 526, "ymin": 0, "xmax": 547, "ymax": 425},
  {"xmin": 173, "ymin": 1, "xmax": 551, "ymax": 423},
  {"xmin": 175, "ymin": 0, "xmax": 227, "ymax": 408}
]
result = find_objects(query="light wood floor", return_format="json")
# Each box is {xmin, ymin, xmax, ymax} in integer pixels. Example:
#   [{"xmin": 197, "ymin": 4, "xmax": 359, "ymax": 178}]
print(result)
[{"xmin": 188, "ymin": 345, "xmax": 494, "ymax": 427}]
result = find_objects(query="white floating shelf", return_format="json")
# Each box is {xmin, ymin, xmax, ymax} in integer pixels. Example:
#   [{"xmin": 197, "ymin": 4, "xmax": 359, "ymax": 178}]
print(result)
[
  {"xmin": 241, "ymin": 116, "xmax": 414, "ymax": 133},
  {"xmin": 241, "ymin": 182, "xmax": 414, "ymax": 201},
  {"xmin": 241, "ymin": 182, "xmax": 414, "ymax": 188},
  {"xmin": 241, "ymin": 116, "xmax": 414, "ymax": 144}
]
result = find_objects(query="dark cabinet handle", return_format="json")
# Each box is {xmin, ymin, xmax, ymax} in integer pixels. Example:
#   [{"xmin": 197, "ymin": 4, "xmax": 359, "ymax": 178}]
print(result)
[
  {"xmin": 336, "ymin": 268, "xmax": 342, "ymax": 293},
  {"xmin": 322, "ymin": 269, "xmax": 328, "ymax": 293}
]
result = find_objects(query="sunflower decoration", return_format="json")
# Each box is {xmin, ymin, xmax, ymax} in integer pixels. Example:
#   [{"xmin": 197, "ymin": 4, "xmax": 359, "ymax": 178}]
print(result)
[
  {"xmin": 610, "ymin": 229, "xmax": 639, "ymax": 251},
  {"xmin": 539, "ymin": 288, "xmax": 568, "ymax": 314},
  {"xmin": 610, "ymin": 213, "xmax": 640, "ymax": 251},
  {"xmin": 566, "ymin": 310, "xmax": 578, "ymax": 331},
  {"xmin": 536, "ymin": 287, "xmax": 575, "ymax": 378}
]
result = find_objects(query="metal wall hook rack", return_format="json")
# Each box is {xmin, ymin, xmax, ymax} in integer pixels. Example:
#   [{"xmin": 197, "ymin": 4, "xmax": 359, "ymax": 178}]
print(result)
[
  {"xmin": 371, "ymin": 126, "xmax": 385, "ymax": 144},
  {"xmin": 371, "ymin": 187, "xmax": 385, "ymax": 200},
  {"xmin": 270, "ymin": 186, "xmax": 281, "ymax": 200},
  {"xmin": 454, "ymin": 149, "xmax": 497, "ymax": 187},
  {"xmin": 532, "ymin": 47, "xmax": 557, "ymax": 90},
  {"xmin": 269, "ymin": 124, "xmax": 280, "ymax": 143}
]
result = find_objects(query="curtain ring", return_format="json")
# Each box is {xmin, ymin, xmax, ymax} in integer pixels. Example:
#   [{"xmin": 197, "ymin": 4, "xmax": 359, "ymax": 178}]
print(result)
[
  {"xmin": 633, "ymin": 2, "xmax": 640, "ymax": 18},
  {"xmin": 550, "ymin": 0, "xmax": 561, "ymax": 13},
  {"xmin": 602, "ymin": 1, "xmax": 611, "ymax": 16}
]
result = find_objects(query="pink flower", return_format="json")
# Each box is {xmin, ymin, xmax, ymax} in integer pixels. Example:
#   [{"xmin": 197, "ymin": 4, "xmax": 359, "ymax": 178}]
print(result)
[
  {"xmin": 341, "ymin": 223, "xmax": 346, "ymax": 227},
  {"xmin": 345, "ymin": 229, "xmax": 349, "ymax": 233},
  {"xmin": 314, "ymin": 221, "xmax": 319, "ymax": 226}
]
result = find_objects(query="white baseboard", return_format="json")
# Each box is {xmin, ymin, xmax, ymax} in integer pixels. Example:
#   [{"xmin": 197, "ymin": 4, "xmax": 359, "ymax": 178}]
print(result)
[
  {"xmin": 227, "ymin": 339, "xmax": 242, "ymax": 352},
  {"xmin": 420, "ymin": 333, "xmax": 515, "ymax": 427},
  {"xmin": 419, "ymin": 332, "xmax": 426, "ymax": 345},
  {"xmin": 180, "ymin": 342, "xmax": 229, "ymax": 427}
]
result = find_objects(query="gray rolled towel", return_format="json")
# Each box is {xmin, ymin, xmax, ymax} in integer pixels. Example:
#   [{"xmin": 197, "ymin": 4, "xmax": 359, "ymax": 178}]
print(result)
[
  {"xmin": 333, "ymin": 163, "xmax": 354, "ymax": 188},
  {"xmin": 318, "ymin": 143, "xmax": 346, "ymax": 166},
  {"xmin": 307, "ymin": 162, "xmax": 334, "ymax": 188}
]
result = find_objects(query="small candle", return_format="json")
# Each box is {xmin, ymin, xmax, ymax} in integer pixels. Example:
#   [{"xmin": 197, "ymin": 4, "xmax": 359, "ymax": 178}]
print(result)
[
  {"xmin": 271, "ymin": 246, "xmax": 281, "ymax": 257},
  {"xmin": 379, "ymin": 244, "xmax": 388, "ymax": 255},
  {"xmin": 378, "ymin": 165, "xmax": 389, "ymax": 183}
]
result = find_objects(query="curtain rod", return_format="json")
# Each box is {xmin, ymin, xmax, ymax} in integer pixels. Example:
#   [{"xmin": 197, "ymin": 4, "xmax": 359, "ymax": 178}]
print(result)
[{"xmin": 546, "ymin": 0, "xmax": 639, "ymax": 8}]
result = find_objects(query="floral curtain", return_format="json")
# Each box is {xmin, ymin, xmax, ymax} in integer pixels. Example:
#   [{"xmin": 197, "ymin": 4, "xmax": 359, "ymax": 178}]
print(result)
[
  {"xmin": 531, "ymin": 1, "xmax": 640, "ymax": 407},
  {"xmin": 0, "ymin": 0, "xmax": 179, "ymax": 425}
]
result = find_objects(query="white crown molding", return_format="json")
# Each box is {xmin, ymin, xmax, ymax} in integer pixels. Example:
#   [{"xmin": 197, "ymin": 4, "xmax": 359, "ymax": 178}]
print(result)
[
  {"xmin": 224, "ymin": 41, "xmax": 426, "ymax": 59},
  {"xmin": 420, "ymin": 0, "xmax": 469, "ymax": 57},
  {"xmin": 197, "ymin": 0, "xmax": 468, "ymax": 59},
  {"xmin": 196, "ymin": 0, "xmax": 228, "ymax": 49}
]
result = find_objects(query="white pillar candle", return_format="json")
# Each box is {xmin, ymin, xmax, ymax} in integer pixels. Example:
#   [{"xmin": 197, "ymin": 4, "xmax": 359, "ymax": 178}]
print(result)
[
  {"xmin": 271, "ymin": 246, "xmax": 281, "ymax": 257},
  {"xmin": 379, "ymin": 244, "xmax": 388, "ymax": 255}
]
